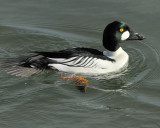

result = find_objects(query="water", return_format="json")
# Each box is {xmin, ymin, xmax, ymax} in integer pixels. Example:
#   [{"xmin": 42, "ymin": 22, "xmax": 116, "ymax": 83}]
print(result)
[{"xmin": 0, "ymin": 0, "xmax": 160, "ymax": 127}]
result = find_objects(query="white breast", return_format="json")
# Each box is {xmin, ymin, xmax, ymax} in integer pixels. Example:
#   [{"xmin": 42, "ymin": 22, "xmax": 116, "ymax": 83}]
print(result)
[{"xmin": 103, "ymin": 47, "xmax": 129, "ymax": 72}]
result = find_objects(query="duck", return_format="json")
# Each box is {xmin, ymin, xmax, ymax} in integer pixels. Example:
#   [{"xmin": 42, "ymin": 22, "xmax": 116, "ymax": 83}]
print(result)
[{"xmin": 3, "ymin": 21, "xmax": 145, "ymax": 77}]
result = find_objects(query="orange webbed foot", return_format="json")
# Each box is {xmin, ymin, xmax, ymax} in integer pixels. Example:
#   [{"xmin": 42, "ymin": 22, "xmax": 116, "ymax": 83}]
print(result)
[{"xmin": 60, "ymin": 75, "xmax": 88, "ymax": 93}]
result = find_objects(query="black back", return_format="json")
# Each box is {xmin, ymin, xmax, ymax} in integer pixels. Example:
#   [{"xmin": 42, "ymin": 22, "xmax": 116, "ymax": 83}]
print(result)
[{"xmin": 35, "ymin": 47, "xmax": 114, "ymax": 61}]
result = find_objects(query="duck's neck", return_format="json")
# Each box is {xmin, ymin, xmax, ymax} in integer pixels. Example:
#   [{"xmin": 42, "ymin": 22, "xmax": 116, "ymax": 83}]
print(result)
[{"xmin": 103, "ymin": 47, "xmax": 126, "ymax": 58}]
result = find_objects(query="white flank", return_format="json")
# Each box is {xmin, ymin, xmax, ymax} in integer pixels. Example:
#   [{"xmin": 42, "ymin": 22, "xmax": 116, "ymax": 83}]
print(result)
[{"xmin": 48, "ymin": 47, "xmax": 129, "ymax": 74}]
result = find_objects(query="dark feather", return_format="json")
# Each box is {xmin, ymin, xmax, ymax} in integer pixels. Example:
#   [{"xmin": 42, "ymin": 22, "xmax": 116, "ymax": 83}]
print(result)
[
  {"xmin": 35, "ymin": 47, "xmax": 115, "ymax": 61},
  {"xmin": 2, "ymin": 56, "xmax": 42, "ymax": 77}
]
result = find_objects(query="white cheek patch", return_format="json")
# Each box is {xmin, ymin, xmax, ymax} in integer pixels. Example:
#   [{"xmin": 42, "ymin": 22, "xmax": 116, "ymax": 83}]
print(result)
[{"xmin": 121, "ymin": 31, "xmax": 130, "ymax": 40}]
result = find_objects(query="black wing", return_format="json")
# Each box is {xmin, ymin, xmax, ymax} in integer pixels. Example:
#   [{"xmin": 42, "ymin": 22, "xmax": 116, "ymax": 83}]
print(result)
[
  {"xmin": 35, "ymin": 47, "xmax": 114, "ymax": 61},
  {"xmin": 34, "ymin": 48, "xmax": 115, "ymax": 68}
]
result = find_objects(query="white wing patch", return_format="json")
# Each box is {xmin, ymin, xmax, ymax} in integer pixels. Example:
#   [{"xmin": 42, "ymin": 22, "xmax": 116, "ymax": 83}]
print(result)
[{"xmin": 48, "ymin": 56, "xmax": 104, "ymax": 68}]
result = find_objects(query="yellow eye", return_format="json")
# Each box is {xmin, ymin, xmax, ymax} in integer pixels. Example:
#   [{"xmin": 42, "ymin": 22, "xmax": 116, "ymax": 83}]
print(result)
[{"xmin": 120, "ymin": 28, "xmax": 124, "ymax": 32}]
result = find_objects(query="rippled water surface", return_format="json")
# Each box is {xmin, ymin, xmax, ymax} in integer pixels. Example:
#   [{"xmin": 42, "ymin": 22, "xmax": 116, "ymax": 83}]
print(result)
[{"xmin": 0, "ymin": 0, "xmax": 160, "ymax": 128}]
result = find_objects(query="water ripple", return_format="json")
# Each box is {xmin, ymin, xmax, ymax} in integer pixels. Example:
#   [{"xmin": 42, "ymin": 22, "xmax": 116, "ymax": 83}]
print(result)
[{"xmin": 0, "ymin": 24, "xmax": 160, "ymax": 113}]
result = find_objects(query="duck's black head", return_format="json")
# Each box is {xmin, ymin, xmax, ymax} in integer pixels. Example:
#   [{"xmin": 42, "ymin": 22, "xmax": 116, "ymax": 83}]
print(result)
[{"xmin": 103, "ymin": 21, "xmax": 145, "ymax": 51}]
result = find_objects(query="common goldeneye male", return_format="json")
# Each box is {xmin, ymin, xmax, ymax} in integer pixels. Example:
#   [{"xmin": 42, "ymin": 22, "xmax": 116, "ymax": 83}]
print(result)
[{"xmin": 3, "ymin": 21, "xmax": 145, "ymax": 77}]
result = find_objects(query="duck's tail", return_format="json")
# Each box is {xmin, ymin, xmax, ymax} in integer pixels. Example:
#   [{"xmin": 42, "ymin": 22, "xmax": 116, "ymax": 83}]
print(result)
[{"xmin": 1, "ymin": 56, "xmax": 43, "ymax": 77}]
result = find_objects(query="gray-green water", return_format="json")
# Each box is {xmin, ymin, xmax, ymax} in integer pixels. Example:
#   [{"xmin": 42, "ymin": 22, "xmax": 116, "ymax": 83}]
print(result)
[{"xmin": 0, "ymin": 0, "xmax": 160, "ymax": 128}]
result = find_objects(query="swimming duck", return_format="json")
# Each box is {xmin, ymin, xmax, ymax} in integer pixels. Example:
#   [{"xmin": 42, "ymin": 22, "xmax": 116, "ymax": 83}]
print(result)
[{"xmin": 3, "ymin": 21, "xmax": 145, "ymax": 77}]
